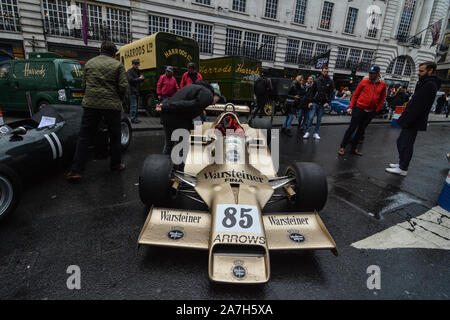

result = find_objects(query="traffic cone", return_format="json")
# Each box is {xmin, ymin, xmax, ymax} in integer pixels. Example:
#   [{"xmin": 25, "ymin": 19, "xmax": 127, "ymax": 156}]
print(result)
[{"xmin": 0, "ymin": 108, "xmax": 4, "ymax": 126}]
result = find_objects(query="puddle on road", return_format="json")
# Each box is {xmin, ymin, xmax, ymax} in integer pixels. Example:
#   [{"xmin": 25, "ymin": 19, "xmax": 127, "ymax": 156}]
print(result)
[{"xmin": 330, "ymin": 172, "xmax": 429, "ymax": 220}]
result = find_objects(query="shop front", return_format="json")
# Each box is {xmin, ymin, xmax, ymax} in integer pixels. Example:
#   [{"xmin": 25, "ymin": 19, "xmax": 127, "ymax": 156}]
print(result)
[{"xmin": 0, "ymin": 40, "xmax": 25, "ymax": 61}]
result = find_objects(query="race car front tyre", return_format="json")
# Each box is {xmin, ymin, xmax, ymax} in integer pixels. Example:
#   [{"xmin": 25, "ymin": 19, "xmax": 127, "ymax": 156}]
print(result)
[
  {"xmin": 139, "ymin": 154, "xmax": 173, "ymax": 207},
  {"xmin": 120, "ymin": 117, "xmax": 132, "ymax": 151},
  {"xmin": 249, "ymin": 117, "xmax": 272, "ymax": 147},
  {"xmin": 0, "ymin": 165, "xmax": 21, "ymax": 221},
  {"xmin": 285, "ymin": 162, "xmax": 328, "ymax": 212}
]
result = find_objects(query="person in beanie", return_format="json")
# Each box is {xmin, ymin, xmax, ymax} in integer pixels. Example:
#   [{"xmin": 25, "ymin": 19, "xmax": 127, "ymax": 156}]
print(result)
[
  {"xmin": 297, "ymin": 75, "xmax": 314, "ymax": 134},
  {"xmin": 156, "ymin": 80, "xmax": 221, "ymax": 155},
  {"xmin": 157, "ymin": 66, "xmax": 179, "ymax": 102},
  {"xmin": 386, "ymin": 62, "xmax": 441, "ymax": 176},
  {"xmin": 127, "ymin": 59, "xmax": 145, "ymax": 123},
  {"xmin": 252, "ymin": 68, "xmax": 273, "ymax": 119},
  {"xmin": 303, "ymin": 66, "xmax": 334, "ymax": 140},
  {"xmin": 338, "ymin": 66, "xmax": 386, "ymax": 156},
  {"xmin": 281, "ymin": 75, "xmax": 306, "ymax": 137},
  {"xmin": 180, "ymin": 62, "xmax": 203, "ymax": 88},
  {"xmin": 67, "ymin": 41, "xmax": 128, "ymax": 182}
]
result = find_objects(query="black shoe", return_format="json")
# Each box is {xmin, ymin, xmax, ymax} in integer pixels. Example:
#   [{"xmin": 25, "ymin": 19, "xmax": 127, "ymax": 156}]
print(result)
[
  {"xmin": 281, "ymin": 127, "xmax": 286, "ymax": 134},
  {"xmin": 286, "ymin": 129, "xmax": 293, "ymax": 137},
  {"xmin": 131, "ymin": 119, "xmax": 141, "ymax": 124}
]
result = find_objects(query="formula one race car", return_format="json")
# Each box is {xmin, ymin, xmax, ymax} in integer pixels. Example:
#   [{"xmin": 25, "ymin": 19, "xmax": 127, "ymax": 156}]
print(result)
[
  {"xmin": 138, "ymin": 105, "xmax": 337, "ymax": 284},
  {"xmin": 0, "ymin": 104, "xmax": 132, "ymax": 220}
]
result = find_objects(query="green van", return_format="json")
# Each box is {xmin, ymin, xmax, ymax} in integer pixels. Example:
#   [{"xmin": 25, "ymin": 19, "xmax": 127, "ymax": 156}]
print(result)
[{"xmin": 0, "ymin": 51, "xmax": 84, "ymax": 114}]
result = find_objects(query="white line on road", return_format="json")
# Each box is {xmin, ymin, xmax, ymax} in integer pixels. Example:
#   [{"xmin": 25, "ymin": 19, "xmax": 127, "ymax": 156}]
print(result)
[{"xmin": 351, "ymin": 206, "xmax": 450, "ymax": 250}]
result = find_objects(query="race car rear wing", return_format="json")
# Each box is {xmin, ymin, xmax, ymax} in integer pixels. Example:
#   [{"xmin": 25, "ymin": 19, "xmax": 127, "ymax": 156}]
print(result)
[
  {"xmin": 138, "ymin": 207, "xmax": 337, "ymax": 256},
  {"xmin": 205, "ymin": 103, "xmax": 250, "ymax": 114}
]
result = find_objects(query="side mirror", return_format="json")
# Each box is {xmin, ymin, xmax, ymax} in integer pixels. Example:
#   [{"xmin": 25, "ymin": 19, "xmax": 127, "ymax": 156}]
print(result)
[{"xmin": 12, "ymin": 126, "xmax": 27, "ymax": 135}]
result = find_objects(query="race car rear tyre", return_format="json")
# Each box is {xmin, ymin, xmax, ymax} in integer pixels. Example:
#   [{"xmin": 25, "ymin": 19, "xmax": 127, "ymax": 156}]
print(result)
[
  {"xmin": 249, "ymin": 117, "xmax": 272, "ymax": 147},
  {"xmin": 139, "ymin": 154, "xmax": 173, "ymax": 207},
  {"xmin": 120, "ymin": 117, "xmax": 132, "ymax": 151},
  {"xmin": 0, "ymin": 165, "xmax": 21, "ymax": 220},
  {"xmin": 285, "ymin": 162, "xmax": 328, "ymax": 212}
]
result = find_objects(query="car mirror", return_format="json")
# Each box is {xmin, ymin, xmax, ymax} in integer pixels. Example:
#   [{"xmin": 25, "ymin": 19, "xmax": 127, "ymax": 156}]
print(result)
[{"xmin": 12, "ymin": 126, "xmax": 27, "ymax": 135}]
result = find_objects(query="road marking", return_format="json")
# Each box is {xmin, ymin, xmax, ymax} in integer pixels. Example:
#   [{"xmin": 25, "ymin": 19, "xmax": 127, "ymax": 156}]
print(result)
[
  {"xmin": 351, "ymin": 206, "xmax": 450, "ymax": 250},
  {"xmin": 44, "ymin": 134, "xmax": 57, "ymax": 160}
]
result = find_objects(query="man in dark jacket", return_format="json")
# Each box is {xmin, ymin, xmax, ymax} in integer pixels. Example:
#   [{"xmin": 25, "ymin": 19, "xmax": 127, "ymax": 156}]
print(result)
[
  {"xmin": 304, "ymin": 66, "xmax": 334, "ymax": 139},
  {"xmin": 252, "ymin": 69, "xmax": 273, "ymax": 119},
  {"xmin": 156, "ymin": 80, "xmax": 221, "ymax": 155},
  {"xmin": 127, "ymin": 59, "xmax": 145, "ymax": 123},
  {"xmin": 386, "ymin": 62, "xmax": 441, "ymax": 176}
]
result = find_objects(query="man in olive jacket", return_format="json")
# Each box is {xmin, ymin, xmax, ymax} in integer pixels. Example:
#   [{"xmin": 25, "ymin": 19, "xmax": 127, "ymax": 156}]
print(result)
[
  {"xmin": 386, "ymin": 62, "xmax": 441, "ymax": 177},
  {"xmin": 156, "ymin": 80, "xmax": 221, "ymax": 155},
  {"xmin": 67, "ymin": 41, "xmax": 128, "ymax": 182}
]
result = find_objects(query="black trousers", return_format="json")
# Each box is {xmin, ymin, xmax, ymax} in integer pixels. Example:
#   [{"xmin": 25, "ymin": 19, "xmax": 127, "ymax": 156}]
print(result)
[
  {"xmin": 71, "ymin": 108, "xmax": 122, "ymax": 174},
  {"xmin": 340, "ymin": 107, "xmax": 375, "ymax": 150},
  {"xmin": 252, "ymin": 96, "xmax": 268, "ymax": 119},
  {"xmin": 397, "ymin": 128, "xmax": 418, "ymax": 171}
]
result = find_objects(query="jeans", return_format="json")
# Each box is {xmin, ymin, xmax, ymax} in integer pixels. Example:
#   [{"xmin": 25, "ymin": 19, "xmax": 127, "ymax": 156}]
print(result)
[
  {"xmin": 306, "ymin": 103, "xmax": 325, "ymax": 134},
  {"xmin": 129, "ymin": 95, "xmax": 139, "ymax": 121},
  {"xmin": 71, "ymin": 108, "xmax": 122, "ymax": 174},
  {"xmin": 340, "ymin": 107, "xmax": 375, "ymax": 151},
  {"xmin": 397, "ymin": 128, "xmax": 418, "ymax": 171},
  {"xmin": 297, "ymin": 109, "xmax": 307, "ymax": 129},
  {"xmin": 282, "ymin": 114, "xmax": 295, "ymax": 129}
]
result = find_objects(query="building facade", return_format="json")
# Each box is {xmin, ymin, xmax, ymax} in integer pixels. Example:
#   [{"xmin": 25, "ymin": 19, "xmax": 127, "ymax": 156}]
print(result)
[{"xmin": 1, "ymin": 0, "xmax": 449, "ymax": 90}]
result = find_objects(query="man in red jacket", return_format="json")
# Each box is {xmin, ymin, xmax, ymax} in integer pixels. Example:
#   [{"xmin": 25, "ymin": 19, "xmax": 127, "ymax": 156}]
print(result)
[
  {"xmin": 338, "ymin": 66, "xmax": 386, "ymax": 156},
  {"xmin": 157, "ymin": 66, "xmax": 179, "ymax": 101},
  {"xmin": 180, "ymin": 62, "xmax": 203, "ymax": 88}
]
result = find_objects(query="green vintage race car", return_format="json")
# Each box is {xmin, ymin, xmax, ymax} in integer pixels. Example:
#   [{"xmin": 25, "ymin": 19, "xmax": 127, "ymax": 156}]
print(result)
[{"xmin": 0, "ymin": 104, "xmax": 132, "ymax": 220}]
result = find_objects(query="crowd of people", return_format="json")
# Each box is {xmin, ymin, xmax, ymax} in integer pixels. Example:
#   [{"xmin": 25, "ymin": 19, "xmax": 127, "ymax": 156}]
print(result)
[{"xmin": 66, "ymin": 40, "xmax": 443, "ymax": 182}]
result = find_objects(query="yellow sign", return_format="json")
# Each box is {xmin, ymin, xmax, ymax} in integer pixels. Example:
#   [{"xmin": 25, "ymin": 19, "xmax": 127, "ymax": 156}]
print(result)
[
  {"xmin": 24, "ymin": 63, "xmax": 46, "ymax": 77},
  {"xmin": 163, "ymin": 48, "xmax": 192, "ymax": 62},
  {"xmin": 117, "ymin": 33, "xmax": 157, "ymax": 71},
  {"xmin": 236, "ymin": 63, "xmax": 260, "ymax": 76},
  {"xmin": 200, "ymin": 64, "xmax": 233, "ymax": 75}
]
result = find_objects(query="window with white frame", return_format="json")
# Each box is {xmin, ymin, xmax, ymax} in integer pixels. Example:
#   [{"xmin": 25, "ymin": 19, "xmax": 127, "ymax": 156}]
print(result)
[
  {"xmin": 149, "ymin": 14, "xmax": 169, "ymax": 35},
  {"xmin": 397, "ymin": 0, "xmax": 416, "ymax": 39},
  {"xmin": 386, "ymin": 57, "xmax": 414, "ymax": 77},
  {"xmin": 403, "ymin": 59, "xmax": 413, "ymax": 76},
  {"xmin": 394, "ymin": 57, "xmax": 406, "ymax": 75},
  {"xmin": 344, "ymin": 7, "xmax": 358, "ymax": 34},
  {"xmin": 264, "ymin": 0, "xmax": 278, "ymax": 19},
  {"xmin": 293, "ymin": 0, "xmax": 307, "ymax": 25},
  {"xmin": 348, "ymin": 48, "xmax": 361, "ymax": 68},
  {"xmin": 286, "ymin": 38, "xmax": 300, "ymax": 63},
  {"xmin": 194, "ymin": 0, "xmax": 211, "ymax": 5},
  {"xmin": 173, "ymin": 19, "xmax": 192, "ymax": 38},
  {"xmin": 82, "ymin": 2, "xmax": 102, "ymax": 41},
  {"xmin": 226, "ymin": 28, "xmax": 242, "ymax": 55},
  {"xmin": 243, "ymin": 31, "xmax": 259, "ymax": 58},
  {"xmin": 43, "ymin": 0, "xmax": 75, "ymax": 37},
  {"xmin": 335, "ymin": 47, "xmax": 349, "ymax": 69},
  {"xmin": 260, "ymin": 34, "xmax": 276, "ymax": 61},
  {"xmin": 232, "ymin": 0, "xmax": 246, "ymax": 12},
  {"xmin": 299, "ymin": 41, "xmax": 314, "ymax": 64},
  {"xmin": 367, "ymin": 8, "xmax": 381, "ymax": 38},
  {"xmin": 315, "ymin": 43, "xmax": 328, "ymax": 57},
  {"xmin": 320, "ymin": 1, "xmax": 334, "ymax": 30},
  {"xmin": 0, "ymin": 0, "xmax": 20, "ymax": 32},
  {"xmin": 194, "ymin": 23, "xmax": 213, "ymax": 54},
  {"xmin": 106, "ymin": 7, "xmax": 131, "ymax": 44},
  {"xmin": 360, "ymin": 50, "xmax": 374, "ymax": 71}
]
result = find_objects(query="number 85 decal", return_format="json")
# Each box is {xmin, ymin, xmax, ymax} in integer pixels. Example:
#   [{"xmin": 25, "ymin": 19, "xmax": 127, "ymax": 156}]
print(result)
[{"xmin": 215, "ymin": 205, "xmax": 262, "ymax": 234}]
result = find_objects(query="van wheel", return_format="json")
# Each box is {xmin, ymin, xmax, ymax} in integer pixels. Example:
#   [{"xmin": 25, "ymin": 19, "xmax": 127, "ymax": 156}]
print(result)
[
  {"xmin": 37, "ymin": 100, "xmax": 50, "ymax": 111},
  {"xmin": 0, "ymin": 165, "xmax": 21, "ymax": 220}
]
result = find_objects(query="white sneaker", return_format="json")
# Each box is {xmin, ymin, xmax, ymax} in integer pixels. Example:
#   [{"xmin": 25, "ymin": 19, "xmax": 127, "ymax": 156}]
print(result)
[
  {"xmin": 385, "ymin": 167, "xmax": 407, "ymax": 176},
  {"xmin": 303, "ymin": 132, "xmax": 310, "ymax": 139},
  {"xmin": 389, "ymin": 163, "xmax": 400, "ymax": 168},
  {"xmin": 313, "ymin": 133, "xmax": 321, "ymax": 140}
]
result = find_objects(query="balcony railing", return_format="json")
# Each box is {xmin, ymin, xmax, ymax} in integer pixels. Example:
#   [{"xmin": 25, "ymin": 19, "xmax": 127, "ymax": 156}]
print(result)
[
  {"xmin": 225, "ymin": 44, "xmax": 275, "ymax": 61},
  {"xmin": 44, "ymin": 19, "xmax": 131, "ymax": 44},
  {"xmin": 396, "ymin": 33, "xmax": 422, "ymax": 46}
]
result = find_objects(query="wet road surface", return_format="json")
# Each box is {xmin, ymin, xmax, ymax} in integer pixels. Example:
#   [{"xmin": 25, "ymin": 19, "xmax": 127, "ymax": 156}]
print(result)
[{"xmin": 0, "ymin": 122, "xmax": 449, "ymax": 299}]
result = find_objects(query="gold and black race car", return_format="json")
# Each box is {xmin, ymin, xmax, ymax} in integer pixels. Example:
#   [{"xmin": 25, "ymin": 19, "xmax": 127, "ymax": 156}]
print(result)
[{"xmin": 138, "ymin": 105, "xmax": 337, "ymax": 284}]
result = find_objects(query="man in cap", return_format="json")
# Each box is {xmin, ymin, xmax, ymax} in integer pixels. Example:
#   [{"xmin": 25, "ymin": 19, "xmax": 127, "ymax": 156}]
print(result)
[
  {"xmin": 155, "ymin": 80, "xmax": 222, "ymax": 155},
  {"xmin": 157, "ymin": 66, "xmax": 179, "ymax": 102},
  {"xmin": 127, "ymin": 59, "xmax": 145, "ymax": 123},
  {"xmin": 180, "ymin": 62, "xmax": 203, "ymax": 88},
  {"xmin": 67, "ymin": 41, "xmax": 128, "ymax": 182},
  {"xmin": 337, "ymin": 65, "xmax": 386, "ymax": 156},
  {"xmin": 252, "ymin": 68, "xmax": 273, "ymax": 119}
]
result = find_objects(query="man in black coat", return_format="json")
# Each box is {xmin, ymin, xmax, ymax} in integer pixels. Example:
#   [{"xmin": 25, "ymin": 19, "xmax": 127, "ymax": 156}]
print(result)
[
  {"xmin": 156, "ymin": 80, "xmax": 221, "ymax": 155},
  {"xmin": 252, "ymin": 69, "xmax": 273, "ymax": 119},
  {"xmin": 303, "ymin": 66, "xmax": 334, "ymax": 140},
  {"xmin": 126, "ymin": 59, "xmax": 145, "ymax": 123},
  {"xmin": 386, "ymin": 62, "xmax": 441, "ymax": 176}
]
